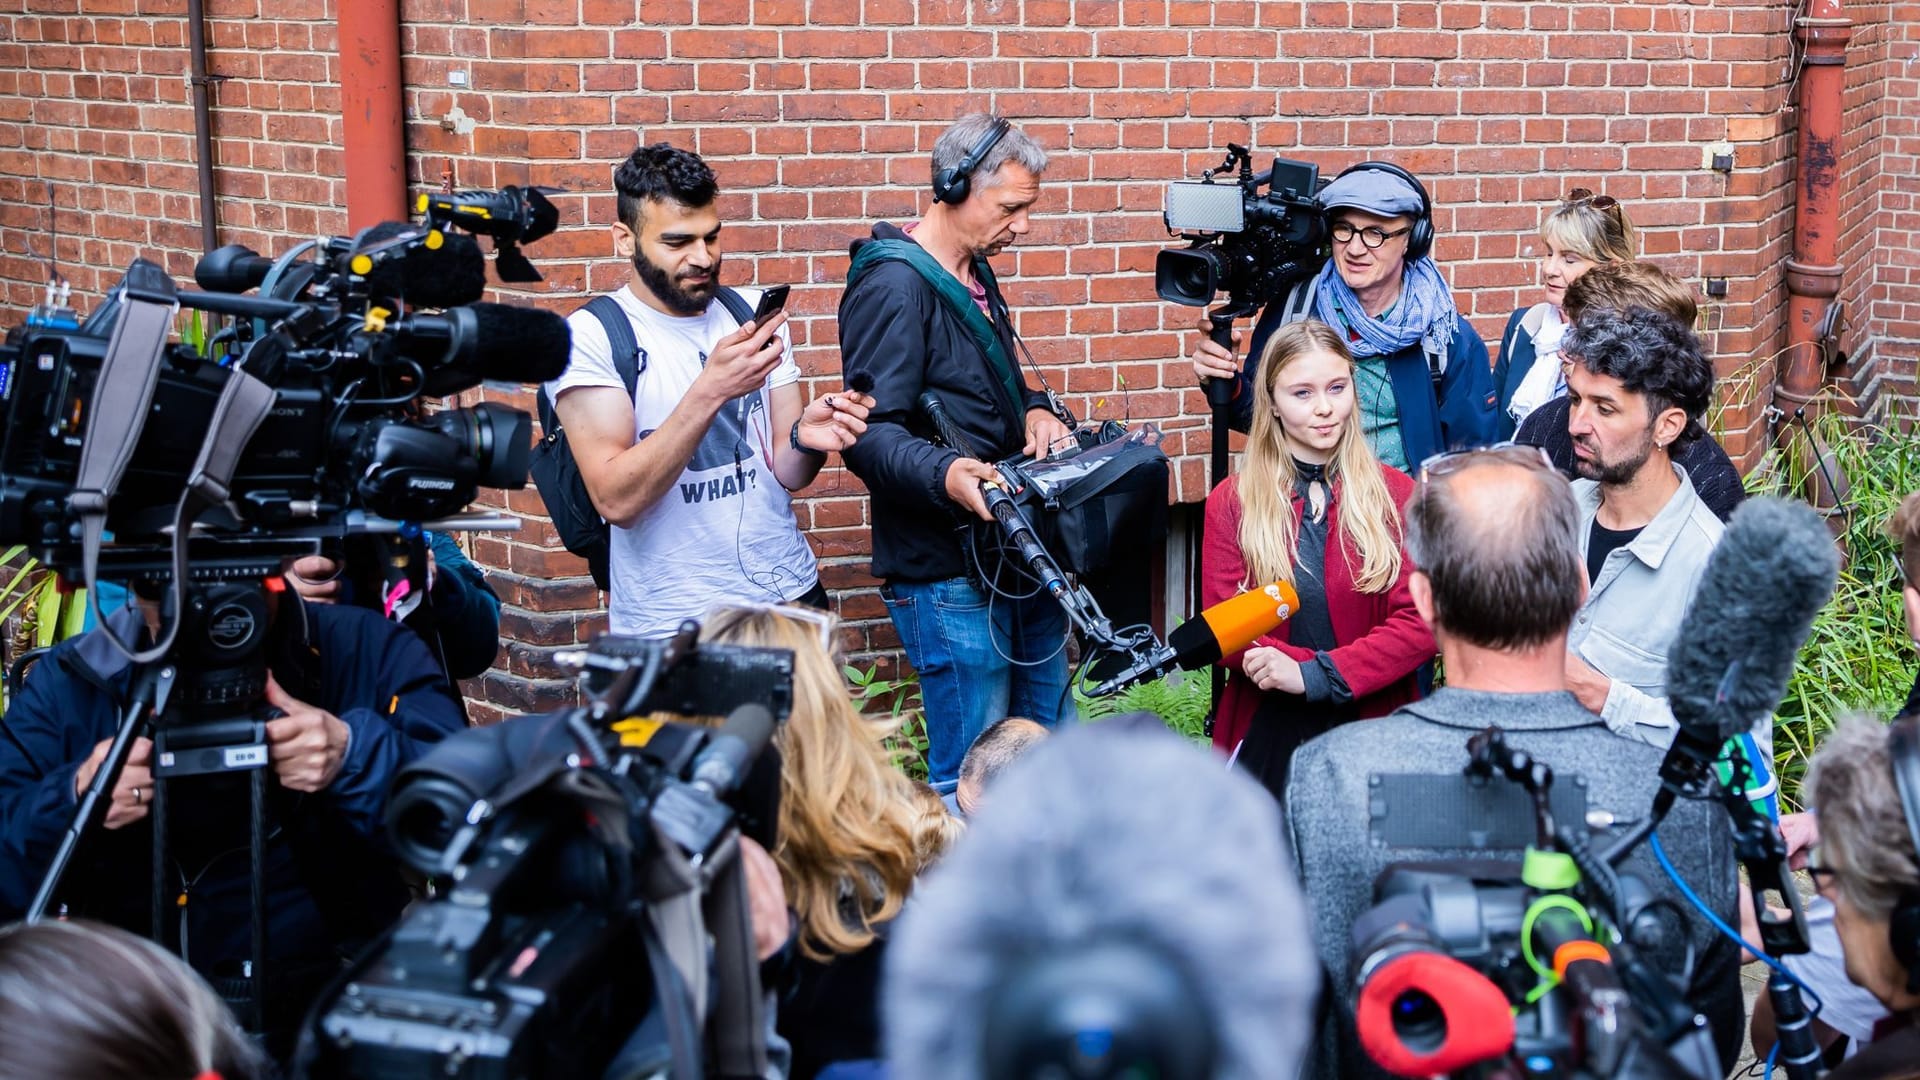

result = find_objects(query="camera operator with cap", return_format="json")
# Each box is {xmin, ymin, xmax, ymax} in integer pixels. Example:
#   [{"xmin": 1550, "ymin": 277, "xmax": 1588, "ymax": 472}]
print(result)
[
  {"xmin": 1189, "ymin": 162, "xmax": 1498, "ymax": 469},
  {"xmin": 1284, "ymin": 447, "xmax": 1741, "ymax": 1078},
  {"xmin": 0, "ymin": 581, "xmax": 464, "ymax": 1054},
  {"xmin": 837, "ymin": 114, "xmax": 1076, "ymax": 796}
]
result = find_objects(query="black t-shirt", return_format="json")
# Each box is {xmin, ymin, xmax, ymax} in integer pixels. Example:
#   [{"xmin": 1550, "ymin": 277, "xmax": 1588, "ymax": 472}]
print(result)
[{"xmin": 1587, "ymin": 518, "xmax": 1644, "ymax": 585}]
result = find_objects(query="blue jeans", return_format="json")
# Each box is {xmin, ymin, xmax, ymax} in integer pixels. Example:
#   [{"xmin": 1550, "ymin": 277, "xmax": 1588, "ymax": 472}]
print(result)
[{"xmin": 883, "ymin": 576, "xmax": 1074, "ymax": 792}]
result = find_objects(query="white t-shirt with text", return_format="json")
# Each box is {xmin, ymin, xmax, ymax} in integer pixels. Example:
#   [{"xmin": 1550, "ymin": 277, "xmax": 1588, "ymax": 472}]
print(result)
[{"xmin": 544, "ymin": 286, "xmax": 817, "ymax": 637}]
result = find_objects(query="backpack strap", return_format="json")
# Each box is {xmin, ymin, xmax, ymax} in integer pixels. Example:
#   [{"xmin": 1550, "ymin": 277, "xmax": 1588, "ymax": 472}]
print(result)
[
  {"xmin": 713, "ymin": 286, "xmax": 754, "ymax": 328},
  {"xmin": 540, "ymin": 294, "xmax": 644, "ymax": 436}
]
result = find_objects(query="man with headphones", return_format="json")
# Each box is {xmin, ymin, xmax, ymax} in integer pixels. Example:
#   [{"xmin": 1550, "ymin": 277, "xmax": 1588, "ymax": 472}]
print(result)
[
  {"xmin": 837, "ymin": 114, "xmax": 1076, "ymax": 795},
  {"xmin": 1189, "ymin": 161, "xmax": 1499, "ymax": 470}
]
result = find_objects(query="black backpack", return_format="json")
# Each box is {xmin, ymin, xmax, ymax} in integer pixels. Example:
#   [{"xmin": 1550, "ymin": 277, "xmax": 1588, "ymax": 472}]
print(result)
[{"xmin": 531, "ymin": 288, "xmax": 755, "ymax": 590}]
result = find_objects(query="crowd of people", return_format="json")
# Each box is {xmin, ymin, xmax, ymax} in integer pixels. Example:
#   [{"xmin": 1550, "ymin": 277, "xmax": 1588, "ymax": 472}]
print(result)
[{"xmin": 0, "ymin": 112, "xmax": 1916, "ymax": 1080}]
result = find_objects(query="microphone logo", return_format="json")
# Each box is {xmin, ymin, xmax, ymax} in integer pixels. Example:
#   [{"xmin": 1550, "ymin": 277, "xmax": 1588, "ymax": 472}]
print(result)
[{"xmin": 1262, "ymin": 582, "xmax": 1294, "ymax": 621}]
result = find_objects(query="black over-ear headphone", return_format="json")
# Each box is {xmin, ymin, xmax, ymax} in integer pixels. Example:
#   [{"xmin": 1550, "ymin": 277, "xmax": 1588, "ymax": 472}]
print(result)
[
  {"xmin": 1888, "ymin": 715, "xmax": 1920, "ymax": 992},
  {"xmin": 931, "ymin": 116, "xmax": 1012, "ymax": 206},
  {"xmin": 1330, "ymin": 161, "xmax": 1435, "ymax": 261}
]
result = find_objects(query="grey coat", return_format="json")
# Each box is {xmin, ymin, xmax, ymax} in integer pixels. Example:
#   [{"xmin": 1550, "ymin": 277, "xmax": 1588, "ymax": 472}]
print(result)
[{"xmin": 1286, "ymin": 687, "xmax": 1744, "ymax": 1079}]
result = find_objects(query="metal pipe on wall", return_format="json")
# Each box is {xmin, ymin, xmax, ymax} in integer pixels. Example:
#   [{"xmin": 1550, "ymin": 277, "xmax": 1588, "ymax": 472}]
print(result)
[
  {"xmin": 187, "ymin": 0, "xmax": 218, "ymax": 253},
  {"xmin": 339, "ymin": 0, "xmax": 408, "ymax": 230}
]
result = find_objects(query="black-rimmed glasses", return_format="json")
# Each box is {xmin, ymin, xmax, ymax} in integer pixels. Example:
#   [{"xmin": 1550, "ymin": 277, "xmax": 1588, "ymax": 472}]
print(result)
[{"xmin": 1330, "ymin": 222, "xmax": 1413, "ymax": 250}]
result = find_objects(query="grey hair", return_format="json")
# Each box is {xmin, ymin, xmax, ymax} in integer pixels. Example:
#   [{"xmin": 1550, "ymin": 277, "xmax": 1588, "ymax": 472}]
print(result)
[
  {"xmin": 885, "ymin": 720, "xmax": 1319, "ymax": 1080},
  {"xmin": 1403, "ymin": 455, "xmax": 1586, "ymax": 650},
  {"xmin": 0, "ymin": 920, "xmax": 266, "ymax": 1080},
  {"xmin": 1805, "ymin": 716, "xmax": 1920, "ymax": 921},
  {"xmin": 931, "ymin": 113, "xmax": 1049, "ymax": 192}
]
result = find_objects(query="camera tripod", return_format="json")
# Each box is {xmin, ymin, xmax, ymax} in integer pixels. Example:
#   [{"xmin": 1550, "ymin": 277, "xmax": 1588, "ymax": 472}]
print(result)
[{"xmin": 26, "ymin": 570, "xmax": 289, "ymax": 1035}]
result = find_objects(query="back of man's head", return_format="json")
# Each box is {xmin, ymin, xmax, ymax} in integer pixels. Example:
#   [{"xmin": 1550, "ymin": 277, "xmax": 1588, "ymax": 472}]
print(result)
[
  {"xmin": 1405, "ymin": 455, "xmax": 1586, "ymax": 651},
  {"xmin": 887, "ymin": 719, "xmax": 1318, "ymax": 1080},
  {"xmin": 615, "ymin": 142, "xmax": 717, "ymax": 229},
  {"xmin": 1562, "ymin": 306, "xmax": 1715, "ymax": 450},
  {"xmin": 1563, "ymin": 259, "xmax": 1699, "ymax": 328},
  {"xmin": 955, "ymin": 716, "xmax": 1048, "ymax": 814}
]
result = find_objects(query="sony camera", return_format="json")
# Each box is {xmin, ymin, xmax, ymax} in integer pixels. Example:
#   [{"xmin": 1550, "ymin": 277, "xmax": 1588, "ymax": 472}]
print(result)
[
  {"xmin": 302, "ymin": 627, "xmax": 796, "ymax": 1080},
  {"xmin": 1155, "ymin": 144, "xmax": 1329, "ymax": 312}
]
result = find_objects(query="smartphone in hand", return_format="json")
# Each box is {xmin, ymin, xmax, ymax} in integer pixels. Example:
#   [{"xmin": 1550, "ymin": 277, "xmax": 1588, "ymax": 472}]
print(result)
[{"xmin": 751, "ymin": 285, "xmax": 790, "ymax": 325}]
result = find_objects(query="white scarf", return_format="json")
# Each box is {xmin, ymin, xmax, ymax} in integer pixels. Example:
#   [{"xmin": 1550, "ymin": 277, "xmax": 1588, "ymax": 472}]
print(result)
[{"xmin": 1508, "ymin": 304, "xmax": 1569, "ymax": 425}]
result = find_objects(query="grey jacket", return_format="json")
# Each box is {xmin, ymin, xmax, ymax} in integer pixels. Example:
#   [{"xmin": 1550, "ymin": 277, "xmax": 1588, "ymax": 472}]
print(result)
[
  {"xmin": 1286, "ymin": 687, "xmax": 1744, "ymax": 1079},
  {"xmin": 1569, "ymin": 465, "xmax": 1726, "ymax": 746}
]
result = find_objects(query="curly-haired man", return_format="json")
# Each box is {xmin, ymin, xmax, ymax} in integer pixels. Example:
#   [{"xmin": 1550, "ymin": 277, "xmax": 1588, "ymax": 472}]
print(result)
[{"xmin": 1557, "ymin": 306, "xmax": 1722, "ymax": 745}]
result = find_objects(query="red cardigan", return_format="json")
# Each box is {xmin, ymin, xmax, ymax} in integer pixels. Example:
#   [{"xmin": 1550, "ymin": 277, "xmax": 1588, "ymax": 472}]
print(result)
[{"xmin": 1203, "ymin": 468, "xmax": 1436, "ymax": 754}]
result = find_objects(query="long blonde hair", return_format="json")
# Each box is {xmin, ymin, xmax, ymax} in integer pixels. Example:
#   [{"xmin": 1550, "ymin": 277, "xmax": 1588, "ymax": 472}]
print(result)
[
  {"xmin": 1238, "ymin": 320, "xmax": 1403, "ymax": 594},
  {"xmin": 699, "ymin": 606, "xmax": 921, "ymax": 961}
]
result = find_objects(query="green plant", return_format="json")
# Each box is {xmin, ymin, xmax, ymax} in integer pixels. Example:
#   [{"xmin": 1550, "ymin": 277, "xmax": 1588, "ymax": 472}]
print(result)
[
  {"xmin": 1077, "ymin": 667, "xmax": 1213, "ymax": 744},
  {"xmin": 844, "ymin": 662, "xmax": 930, "ymax": 781},
  {"xmin": 0, "ymin": 547, "xmax": 89, "ymax": 710},
  {"xmin": 1748, "ymin": 412, "xmax": 1919, "ymax": 808}
]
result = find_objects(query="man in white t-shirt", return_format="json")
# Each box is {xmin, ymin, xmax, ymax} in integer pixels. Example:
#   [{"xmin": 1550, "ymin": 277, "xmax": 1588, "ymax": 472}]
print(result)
[{"xmin": 546, "ymin": 143, "xmax": 872, "ymax": 637}]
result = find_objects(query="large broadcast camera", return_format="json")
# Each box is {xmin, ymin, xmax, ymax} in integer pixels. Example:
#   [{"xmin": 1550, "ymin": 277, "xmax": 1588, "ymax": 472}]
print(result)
[
  {"xmin": 1156, "ymin": 144, "xmax": 1328, "ymax": 460},
  {"xmin": 301, "ymin": 624, "xmax": 795, "ymax": 1080},
  {"xmin": 8, "ymin": 186, "xmax": 572, "ymax": 1038},
  {"xmin": 0, "ymin": 185, "xmax": 570, "ymax": 573}
]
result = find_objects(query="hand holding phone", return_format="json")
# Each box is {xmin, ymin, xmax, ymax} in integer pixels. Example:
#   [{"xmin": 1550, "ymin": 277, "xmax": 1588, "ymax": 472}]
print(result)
[{"xmin": 751, "ymin": 284, "xmax": 790, "ymax": 326}]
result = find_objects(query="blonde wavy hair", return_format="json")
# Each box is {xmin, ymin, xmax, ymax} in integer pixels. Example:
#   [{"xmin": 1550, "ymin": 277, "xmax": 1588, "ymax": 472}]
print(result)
[
  {"xmin": 699, "ymin": 605, "xmax": 921, "ymax": 961},
  {"xmin": 1540, "ymin": 191, "xmax": 1636, "ymax": 265},
  {"xmin": 1238, "ymin": 320, "xmax": 1403, "ymax": 594}
]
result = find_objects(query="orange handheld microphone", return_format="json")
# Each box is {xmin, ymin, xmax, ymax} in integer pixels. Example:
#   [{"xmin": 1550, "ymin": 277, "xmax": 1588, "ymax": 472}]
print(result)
[{"xmin": 1089, "ymin": 580, "xmax": 1298, "ymax": 697}]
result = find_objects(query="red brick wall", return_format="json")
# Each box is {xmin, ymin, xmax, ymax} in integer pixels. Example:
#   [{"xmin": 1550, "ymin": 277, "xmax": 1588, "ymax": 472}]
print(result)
[{"xmin": 0, "ymin": 0, "xmax": 1912, "ymax": 717}]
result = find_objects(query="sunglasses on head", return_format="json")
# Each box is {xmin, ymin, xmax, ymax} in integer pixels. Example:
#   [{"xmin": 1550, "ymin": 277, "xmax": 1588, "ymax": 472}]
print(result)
[
  {"xmin": 1564, "ymin": 187, "xmax": 1620, "ymax": 212},
  {"xmin": 1418, "ymin": 442, "xmax": 1556, "ymax": 481}
]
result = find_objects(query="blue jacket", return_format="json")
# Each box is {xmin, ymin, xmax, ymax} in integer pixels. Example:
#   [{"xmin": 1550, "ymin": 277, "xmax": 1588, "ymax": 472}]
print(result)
[
  {"xmin": 1234, "ymin": 279, "xmax": 1498, "ymax": 467},
  {"xmin": 0, "ymin": 596, "xmax": 464, "ymax": 971},
  {"xmin": 1490, "ymin": 304, "xmax": 1548, "ymax": 442}
]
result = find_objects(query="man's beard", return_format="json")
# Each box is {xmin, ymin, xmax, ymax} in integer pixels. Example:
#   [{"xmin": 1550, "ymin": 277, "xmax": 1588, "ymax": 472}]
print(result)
[
  {"xmin": 633, "ymin": 250, "xmax": 717, "ymax": 316},
  {"xmin": 1572, "ymin": 424, "xmax": 1656, "ymax": 486}
]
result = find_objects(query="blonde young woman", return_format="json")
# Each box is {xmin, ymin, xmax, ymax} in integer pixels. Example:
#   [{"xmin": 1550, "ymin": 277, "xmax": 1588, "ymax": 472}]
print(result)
[
  {"xmin": 1203, "ymin": 320, "xmax": 1436, "ymax": 799},
  {"xmin": 699, "ymin": 604, "xmax": 921, "ymax": 1080},
  {"xmin": 1492, "ymin": 187, "xmax": 1637, "ymax": 439}
]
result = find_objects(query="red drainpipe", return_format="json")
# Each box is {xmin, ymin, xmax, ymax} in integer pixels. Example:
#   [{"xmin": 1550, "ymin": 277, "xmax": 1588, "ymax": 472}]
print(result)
[
  {"xmin": 1776, "ymin": 0, "xmax": 1851, "ymax": 507},
  {"xmin": 339, "ymin": 0, "xmax": 408, "ymax": 230}
]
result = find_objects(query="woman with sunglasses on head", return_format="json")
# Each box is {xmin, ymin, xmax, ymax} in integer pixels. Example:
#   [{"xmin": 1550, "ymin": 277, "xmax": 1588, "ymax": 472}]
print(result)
[
  {"xmin": 699, "ymin": 603, "xmax": 922, "ymax": 1080},
  {"xmin": 1492, "ymin": 187, "xmax": 1637, "ymax": 440},
  {"xmin": 1204, "ymin": 320, "xmax": 1437, "ymax": 800}
]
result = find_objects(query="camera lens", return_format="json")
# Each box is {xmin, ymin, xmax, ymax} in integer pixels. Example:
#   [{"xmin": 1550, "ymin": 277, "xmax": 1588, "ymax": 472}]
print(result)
[
  {"xmin": 1153, "ymin": 247, "xmax": 1225, "ymax": 307},
  {"xmin": 1389, "ymin": 989, "xmax": 1445, "ymax": 1054}
]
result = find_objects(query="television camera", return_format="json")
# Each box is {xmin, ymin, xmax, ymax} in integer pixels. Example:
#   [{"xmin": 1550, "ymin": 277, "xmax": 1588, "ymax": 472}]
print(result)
[
  {"xmin": 7, "ymin": 188, "xmax": 570, "ymax": 1040},
  {"xmin": 301, "ymin": 624, "xmax": 795, "ymax": 1080}
]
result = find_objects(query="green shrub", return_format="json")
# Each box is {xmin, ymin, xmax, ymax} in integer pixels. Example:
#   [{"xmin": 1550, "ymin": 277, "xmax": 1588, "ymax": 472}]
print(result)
[
  {"xmin": 1077, "ymin": 667, "xmax": 1213, "ymax": 744},
  {"xmin": 844, "ymin": 662, "xmax": 930, "ymax": 781},
  {"xmin": 1747, "ymin": 414, "xmax": 1919, "ymax": 808}
]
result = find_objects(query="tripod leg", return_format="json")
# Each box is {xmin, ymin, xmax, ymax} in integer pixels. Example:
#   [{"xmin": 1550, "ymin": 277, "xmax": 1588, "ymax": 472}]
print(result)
[
  {"xmin": 25, "ymin": 694, "xmax": 152, "ymax": 923},
  {"xmin": 251, "ymin": 765, "xmax": 268, "ymax": 1035},
  {"xmin": 152, "ymin": 775, "xmax": 167, "ymax": 944}
]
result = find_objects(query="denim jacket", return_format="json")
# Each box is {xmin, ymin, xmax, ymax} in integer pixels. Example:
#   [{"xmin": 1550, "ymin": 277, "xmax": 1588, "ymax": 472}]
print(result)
[{"xmin": 1568, "ymin": 464, "xmax": 1725, "ymax": 746}]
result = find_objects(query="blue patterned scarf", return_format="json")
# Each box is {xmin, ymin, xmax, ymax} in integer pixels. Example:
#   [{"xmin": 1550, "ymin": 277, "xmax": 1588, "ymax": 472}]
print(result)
[{"xmin": 1312, "ymin": 256, "xmax": 1458, "ymax": 362}]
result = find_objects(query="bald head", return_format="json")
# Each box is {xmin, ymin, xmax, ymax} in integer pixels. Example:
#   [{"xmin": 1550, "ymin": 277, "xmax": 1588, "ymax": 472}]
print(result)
[{"xmin": 1404, "ymin": 456, "xmax": 1585, "ymax": 651}]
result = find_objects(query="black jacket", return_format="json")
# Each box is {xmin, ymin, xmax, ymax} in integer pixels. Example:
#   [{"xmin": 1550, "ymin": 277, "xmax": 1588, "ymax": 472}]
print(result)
[
  {"xmin": 0, "ymin": 596, "xmax": 465, "ymax": 973},
  {"xmin": 1514, "ymin": 395, "xmax": 1747, "ymax": 523},
  {"xmin": 837, "ymin": 223, "xmax": 1051, "ymax": 583}
]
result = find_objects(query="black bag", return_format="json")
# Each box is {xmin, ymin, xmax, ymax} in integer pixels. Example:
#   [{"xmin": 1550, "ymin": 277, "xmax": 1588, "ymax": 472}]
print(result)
[
  {"xmin": 530, "ymin": 288, "xmax": 755, "ymax": 590},
  {"xmin": 1005, "ymin": 425, "xmax": 1169, "ymax": 578}
]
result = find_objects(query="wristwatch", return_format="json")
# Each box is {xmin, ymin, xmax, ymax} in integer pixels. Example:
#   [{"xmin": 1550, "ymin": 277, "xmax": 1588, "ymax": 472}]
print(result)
[{"xmin": 791, "ymin": 419, "xmax": 828, "ymax": 459}]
